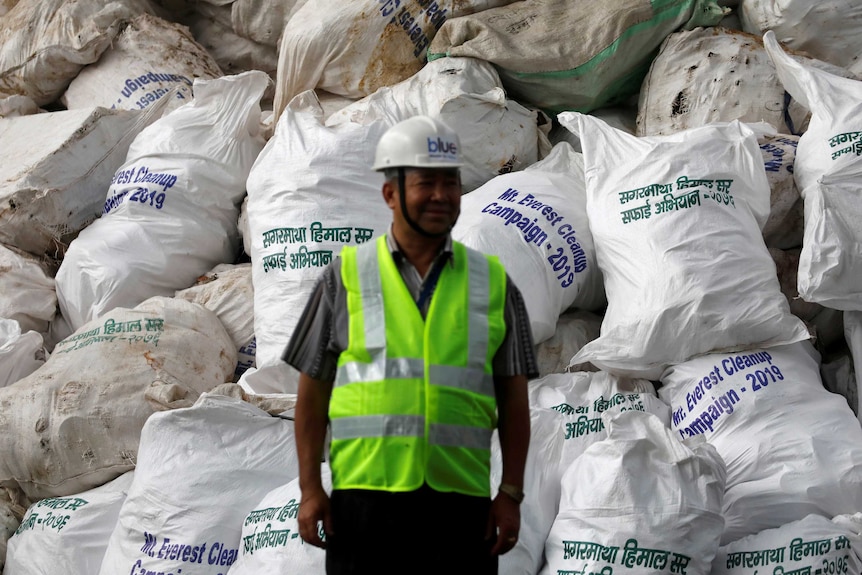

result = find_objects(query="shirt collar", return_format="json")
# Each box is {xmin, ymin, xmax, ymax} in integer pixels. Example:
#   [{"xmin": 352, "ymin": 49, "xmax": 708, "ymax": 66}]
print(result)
[{"xmin": 386, "ymin": 224, "xmax": 454, "ymax": 266}]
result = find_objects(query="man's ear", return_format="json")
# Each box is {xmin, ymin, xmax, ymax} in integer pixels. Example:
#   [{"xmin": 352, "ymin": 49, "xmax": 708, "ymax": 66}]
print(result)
[{"xmin": 382, "ymin": 180, "xmax": 397, "ymax": 210}]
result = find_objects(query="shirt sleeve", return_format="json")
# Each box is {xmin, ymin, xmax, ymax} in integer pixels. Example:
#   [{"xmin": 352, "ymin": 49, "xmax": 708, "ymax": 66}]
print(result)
[
  {"xmin": 282, "ymin": 260, "xmax": 342, "ymax": 383},
  {"xmin": 492, "ymin": 275, "xmax": 540, "ymax": 380}
]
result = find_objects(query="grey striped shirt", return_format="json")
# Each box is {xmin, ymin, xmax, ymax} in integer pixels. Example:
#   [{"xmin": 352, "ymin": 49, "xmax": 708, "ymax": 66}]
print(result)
[{"xmin": 283, "ymin": 234, "xmax": 538, "ymax": 382}]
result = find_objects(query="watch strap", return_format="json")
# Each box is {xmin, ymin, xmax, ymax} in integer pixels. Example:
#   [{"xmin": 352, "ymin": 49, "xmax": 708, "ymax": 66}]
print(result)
[{"xmin": 498, "ymin": 482, "xmax": 525, "ymax": 504}]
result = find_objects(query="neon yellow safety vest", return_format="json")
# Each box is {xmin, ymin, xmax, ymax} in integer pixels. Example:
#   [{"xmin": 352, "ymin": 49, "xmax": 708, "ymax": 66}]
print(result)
[{"xmin": 330, "ymin": 235, "xmax": 507, "ymax": 496}]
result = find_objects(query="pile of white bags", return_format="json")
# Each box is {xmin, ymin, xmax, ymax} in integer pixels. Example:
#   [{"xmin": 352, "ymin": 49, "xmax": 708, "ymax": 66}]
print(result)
[
  {"xmin": 429, "ymin": 0, "xmax": 726, "ymax": 114},
  {"xmin": 246, "ymin": 91, "xmax": 391, "ymax": 382},
  {"xmin": 637, "ymin": 27, "xmax": 857, "ymax": 138},
  {"xmin": 327, "ymin": 56, "xmax": 545, "ymax": 193},
  {"xmin": 0, "ymin": 318, "xmax": 44, "ymax": 389},
  {"xmin": 56, "ymin": 71, "xmax": 267, "ymax": 331},
  {"xmin": 528, "ymin": 371, "xmax": 669, "ymax": 474},
  {"xmin": 764, "ymin": 32, "xmax": 862, "ymax": 310},
  {"xmin": 273, "ymin": 0, "xmax": 516, "ymax": 115},
  {"xmin": 0, "ymin": 105, "xmax": 161, "ymax": 264},
  {"xmin": 98, "ymin": 393, "xmax": 299, "ymax": 575},
  {"xmin": 542, "ymin": 409, "xmax": 726, "ymax": 575},
  {"xmin": 61, "ymin": 14, "xmax": 222, "ymax": 112},
  {"xmin": 5, "ymin": 471, "xmax": 134, "ymax": 575},
  {"xmin": 741, "ymin": 0, "xmax": 862, "ymax": 72},
  {"xmin": 0, "ymin": 244, "xmax": 56, "ymax": 335},
  {"xmin": 560, "ymin": 112, "xmax": 809, "ymax": 379},
  {"xmin": 229, "ymin": 465, "xmax": 330, "ymax": 574},
  {"xmin": 713, "ymin": 513, "xmax": 862, "ymax": 575},
  {"xmin": 0, "ymin": 0, "xmax": 156, "ymax": 105},
  {"xmin": 0, "ymin": 296, "xmax": 236, "ymax": 503},
  {"xmin": 452, "ymin": 142, "xmax": 602, "ymax": 343},
  {"xmin": 5, "ymin": 2, "xmax": 862, "ymax": 572},
  {"xmin": 659, "ymin": 340, "xmax": 862, "ymax": 544},
  {"xmin": 491, "ymin": 407, "xmax": 565, "ymax": 575},
  {"xmin": 175, "ymin": 263, "xmax": 256, "ymax": 382}
]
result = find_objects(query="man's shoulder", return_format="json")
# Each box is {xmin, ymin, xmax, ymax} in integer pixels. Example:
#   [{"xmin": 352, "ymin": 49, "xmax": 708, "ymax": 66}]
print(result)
[{"xmin": 315, "ymin": 256, "xmax": 343, "ymax": 291}]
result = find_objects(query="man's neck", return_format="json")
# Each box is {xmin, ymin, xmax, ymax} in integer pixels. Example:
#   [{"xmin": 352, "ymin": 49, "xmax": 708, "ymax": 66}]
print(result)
[{"xmin": 391, "ymin": 226, "xmax": 447, "ymax": 278}]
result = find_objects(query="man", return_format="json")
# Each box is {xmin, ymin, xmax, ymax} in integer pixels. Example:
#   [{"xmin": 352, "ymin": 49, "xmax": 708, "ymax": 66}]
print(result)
[{"xmin": 286, "ymin": 115, "xmax": 537, "ymax": 575}]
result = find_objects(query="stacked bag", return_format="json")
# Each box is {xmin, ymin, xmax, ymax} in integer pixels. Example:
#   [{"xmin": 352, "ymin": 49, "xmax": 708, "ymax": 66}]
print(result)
[
  {"xmin": 55, "ymin": 71, "xmax": 267, "ymax": 331},
  {"xmin": 560, "ymin": 111, "xmax": 809, "ymax": 378}
]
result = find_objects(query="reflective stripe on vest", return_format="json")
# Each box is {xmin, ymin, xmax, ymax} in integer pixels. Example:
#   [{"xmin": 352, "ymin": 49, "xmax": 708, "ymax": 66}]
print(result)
[
  {"xmin": 336, "ymin": 359, "xmax": 494, "ymax": 397},
  {"xmin": 330, "ymin": 235, "xmax": 506, "ymax": 496},
  {"xmin": 331, "ymin": 416, "xmax": 494, "ymax": 450}
]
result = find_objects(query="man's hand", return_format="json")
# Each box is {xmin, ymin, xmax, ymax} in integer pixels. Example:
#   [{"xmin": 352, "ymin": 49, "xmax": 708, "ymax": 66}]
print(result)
[
  {"xmin": 295, "ymin": 372, "xmax": 334, "ymax": 548},
  {"xmin": 298, "ymin": 485, "xmax": 332, "ymax": 548},
  {"xmin": 486, "ymin": 492, "xmax": 521, "ymax": 556}
]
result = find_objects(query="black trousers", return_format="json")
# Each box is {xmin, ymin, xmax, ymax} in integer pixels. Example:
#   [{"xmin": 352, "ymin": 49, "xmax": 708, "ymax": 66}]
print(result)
[{"xmin": 326, "ymin": 485, "xmax": 497, "ymax": 575}]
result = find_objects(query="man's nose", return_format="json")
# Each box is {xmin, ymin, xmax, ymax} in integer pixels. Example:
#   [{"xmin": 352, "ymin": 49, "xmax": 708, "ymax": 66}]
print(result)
[
  {"xmin": 430, "ymin": 183, "xmax": 448, "ymax": 200},
  {"xmin": 429, "ymin": 180, "xmax": 457, "ymax": 201}
]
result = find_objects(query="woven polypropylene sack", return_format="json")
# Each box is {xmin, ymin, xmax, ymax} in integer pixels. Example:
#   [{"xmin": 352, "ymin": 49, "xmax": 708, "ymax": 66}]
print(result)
[
  {"xmin": 452, "ymin": 142, "xmax": 602, "ymax": 343},
  {"xmin": 764, "ymin": 32, "xmax": 862, "ymax": 310},
  {"xmin": 741, "ymin": 0, "xmax": 862, "ymax": 71},
  {"xmin": 541, "ymin": 409, "xmax": 726, "ymax": 575},
  {"xmin": 228, "ymin": 465, "xmax": 330, "ymax": 574},
  {"xmin": 759, "ymin": 134, "xmax": 803, "ymax": 249},
  {"xmin": 0, "ymin": 0, "xmax": 156, "ymax": 105},
  {"xmin": 429, "ymin": 0, "xmax": 726, "ymax": 115},
  {"xmin": 0, "ymin": 318, "xmax": 44, "ymax": 389},
  {"xmin": 175, "ymin": 263, "xmax": 256, "ymax": 382},
  {"xmin": 560, "ymin": 112, "xmax": 809, "ymax": 379},
  {"xmin": 636, "ymin": 27, "xmax": 858, "ymax": 138},
  {"xmin": 5, "ymin": 472, "xmax": 134, "ymax": 575},
  {"xmin": 534, "ymin": 310, "xmax": 602, "ymax": 377},
  {"xmin": 246, "ymin": 91, "xmax": 391, "ymax": 379},
  {"xmin": 326, "ymin": 56, "xmax": 543, "ymax": 194},
  {"xmin": 272, "ymin": 0, "xmax": 517, "ymax": 115},
  {"xmin": 712, "ymin": 513, "xmax": 862, "ymax": 575},
  {"xmin": 659, "ymin": 340, "xmax": 862, "ymax": 544},
  {"xmin": 61, "ymin": 14, "xmax": 222, "ymax": 113},
  {"xmin": 55, "ymin": 71, "xmax": 267, "ymax": 331},
  {"xmin": 182, "ymin": 3, "xmax": 278, "ymax": 80},
  {"xmin": 0, "ymin": 105, "xmax": 163, "ymax": 264},
  {"xmin": 528, "ymin": 371, "xmax": 668, "ymax": 476},
  {"xmin": 0, "ymin": 296, "xmax": 235, "ymax": 502},
  {"xmin": 0, "ymin": 244, "xmax": 56, "ymax": 335},
  {"xmin": 98, "ymin": 394, "xmax": 300, "ymax": 575}
]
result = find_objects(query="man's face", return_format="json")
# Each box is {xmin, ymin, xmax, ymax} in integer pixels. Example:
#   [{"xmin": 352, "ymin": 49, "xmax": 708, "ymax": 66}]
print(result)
[{"xmin": 388, "ymin": 167, "xmax": 462, "ymax": 236}]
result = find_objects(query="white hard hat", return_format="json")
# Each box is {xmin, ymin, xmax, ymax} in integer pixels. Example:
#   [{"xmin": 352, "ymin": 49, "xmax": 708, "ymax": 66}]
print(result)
[{"xmin": 372, "ymin": 115, "xmax": 464, "ymax": 171}]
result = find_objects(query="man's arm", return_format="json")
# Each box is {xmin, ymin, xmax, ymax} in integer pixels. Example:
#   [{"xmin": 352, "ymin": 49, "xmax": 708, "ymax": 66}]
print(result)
[
  {"xmin": 285, "ymin": 262, "xmax": 342, "ymax": 548},
  {"xmin": 295, "ymin": 372, "xmax": 334, "ymax": 548},
  {"xmin": 486, "ymin": 274, "xmax": 536, "ymax": 555},
  {"xmin": 495, "ymin": 374, "xmax": 530, "ymax": 491},
  {"xmin": 488, "ymin": 373, "xmax": 530, "ymax": 556}
]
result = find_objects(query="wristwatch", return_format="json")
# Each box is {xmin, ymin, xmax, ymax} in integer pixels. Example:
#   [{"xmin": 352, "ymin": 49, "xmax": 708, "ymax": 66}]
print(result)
[{"xmin": 498, "ymin": 482, "xmax": 525, "ymax": 504}]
